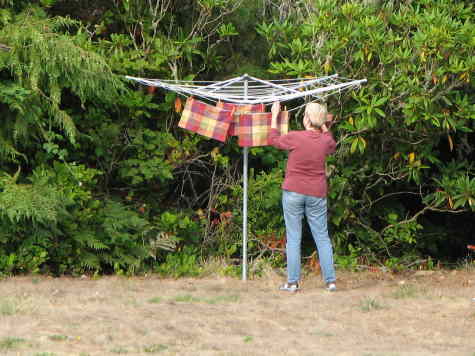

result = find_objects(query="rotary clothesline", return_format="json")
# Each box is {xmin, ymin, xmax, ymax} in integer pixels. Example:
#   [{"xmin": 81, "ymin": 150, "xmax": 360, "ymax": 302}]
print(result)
[
  {"xmin": 125, "ymin": 74, "xmax": 366, "ymax": 108},
  {"xmin": 126, "ymin": 73, "xmax": 367, "ymax": 281}
]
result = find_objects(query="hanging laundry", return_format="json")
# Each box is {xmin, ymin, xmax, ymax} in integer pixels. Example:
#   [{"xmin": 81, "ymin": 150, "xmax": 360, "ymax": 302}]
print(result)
[
  {"xmin": 178, "ymin": 97, "xmax": 234, "ymax": 143},
  {"xmin": 216, "ymin": 102, "xmax": 265, "ymax": 137},
  {"xmin": 237, "ymin": 111, "xmax": 289, "ymax": 147}
]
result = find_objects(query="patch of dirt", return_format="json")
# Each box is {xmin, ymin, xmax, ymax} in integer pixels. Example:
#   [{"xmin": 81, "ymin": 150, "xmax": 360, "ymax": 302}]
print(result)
[{"xmin": 0, "ymin": 270, "xmax": 474, "ymax": 355}]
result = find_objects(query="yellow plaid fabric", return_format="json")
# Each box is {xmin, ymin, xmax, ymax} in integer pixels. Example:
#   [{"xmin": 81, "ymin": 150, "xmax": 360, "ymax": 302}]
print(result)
[
  {"xmin": 237, "ymin": 111, "xmax": 289, "ymax": 147},
  {"xmin": 216, "ymin": 102, "xmax": 265, "ymax": 137},
  {"xmin": 178, "ymin": 97, "xmax": 234, "ymax": 142}
]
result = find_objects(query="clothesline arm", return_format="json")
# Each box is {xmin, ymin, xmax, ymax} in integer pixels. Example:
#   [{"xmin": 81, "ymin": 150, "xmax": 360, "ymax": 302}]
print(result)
[
  {"xmin": 202, "ymin": 75, "xmax": 247, "ymax": 92},
  {"xmin": 124, "ymin": 75, "xmax": 367, "ymax": 105}
]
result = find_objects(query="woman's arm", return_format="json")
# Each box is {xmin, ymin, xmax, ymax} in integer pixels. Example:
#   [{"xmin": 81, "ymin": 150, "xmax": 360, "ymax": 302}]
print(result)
[
  {"xmin": 271, "ymin": 101, "xmax": 279, "ymax": 129},
  {"xmin": 269, "ymin": 102, "xmax": 295, "ymax": 150},
  {"xmin": 322, "ymin": 113, "xmax": 336, "ymax": 154}
]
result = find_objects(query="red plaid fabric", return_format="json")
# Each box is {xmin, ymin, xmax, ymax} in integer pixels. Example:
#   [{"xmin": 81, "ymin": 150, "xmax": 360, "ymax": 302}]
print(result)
[
  {"xmin": 216, "ymin": 102, "xmax": 265, "ymax": 137},
  {"xmin": 178, "ymin": 97, "xmax": 234, "ymax": 142},
  {"xmin": 237, "ymin": 111, "xmax": 289, "ymax": 147}
]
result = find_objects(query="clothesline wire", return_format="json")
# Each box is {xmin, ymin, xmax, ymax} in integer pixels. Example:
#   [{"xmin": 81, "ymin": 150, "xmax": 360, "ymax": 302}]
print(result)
[
  {"xmin": 127, "ymin": 74, "xmax": 341, "ymax": 90},
  {"xmin": 170, "ymin": 91, "xmax": 349, "ymax": 113},
  {"xmin": 161, "ymin": 82, "xmax": 364, "ymax": 104},
  {"xmin": 144, "ymin": 78, "xmax": 341, "ymax": 89},
  {"xmin": 125, "ymin": 73, "xmax": 366, "ymax": 106},
  {"xmin": 138, "ymin": 74, "xmax": 339, "ymax": 84},
  {"xmin": 134, "ymin": 85, "xmax": 362, "ymax": 104}
]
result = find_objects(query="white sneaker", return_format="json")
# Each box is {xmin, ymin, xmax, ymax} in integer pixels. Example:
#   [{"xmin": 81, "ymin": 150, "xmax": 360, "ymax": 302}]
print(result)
[
  {"xmin": 279, "ymin": 282, "xmax": 299, "ymax": 293},
  {"xmin": 326, "ymin": 283, "xmax": 336, "ymax": 292}
]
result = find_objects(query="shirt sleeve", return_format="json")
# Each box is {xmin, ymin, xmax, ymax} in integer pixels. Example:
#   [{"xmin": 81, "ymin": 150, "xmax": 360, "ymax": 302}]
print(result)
[
  {"xmin": 269, "ymin": 128, "xmax": 296, "ymax": 151},
  {"xmin": 323, "ymin": 132, "xmax": 336, "ymax": 155}
]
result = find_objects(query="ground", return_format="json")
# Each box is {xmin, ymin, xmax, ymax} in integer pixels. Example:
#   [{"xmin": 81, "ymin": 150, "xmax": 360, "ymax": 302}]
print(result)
[{"xmin": 0, "ymin": 269, "xmax": 474, "ymax": 356}]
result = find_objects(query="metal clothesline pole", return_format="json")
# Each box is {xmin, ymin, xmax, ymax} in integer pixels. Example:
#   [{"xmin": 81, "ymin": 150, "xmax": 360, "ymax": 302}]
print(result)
[{"xmin": 242, "ymin": 76, "xmax": 249, "ymax": 281}]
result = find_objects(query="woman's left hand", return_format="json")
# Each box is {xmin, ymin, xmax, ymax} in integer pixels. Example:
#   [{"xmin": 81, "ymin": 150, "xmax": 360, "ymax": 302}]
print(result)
[
  {"xmin": 325, "ymin": 113, "xmax": 334, "ymax": 128},
  {"xmin": 271, "ymin": 101, "xmax": 281, "ymax": 118}
]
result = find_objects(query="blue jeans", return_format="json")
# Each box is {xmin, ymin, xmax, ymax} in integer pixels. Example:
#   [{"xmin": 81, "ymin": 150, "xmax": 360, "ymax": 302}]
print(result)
[{"xmin": 282, "ymin": 190, "xmax": 336, "ymax": 284}]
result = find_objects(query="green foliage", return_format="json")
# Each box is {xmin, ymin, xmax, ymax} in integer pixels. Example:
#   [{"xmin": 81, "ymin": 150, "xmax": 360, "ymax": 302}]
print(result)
[
  {"xmin": 143, "ymin": 344, "xmax": 168, "ymax": 353},
  {"xmin": 156, "ymin": 211, "xmax": 201, "ymax": 244},
  {"xmin": 0, "ymin": 168, "xmax": 62, "ymax": 224},
  {"xmin": 119, "ymin": 129, "xmax": 177, "ymax": 185},
  {"xmin": 206, "ymin": 166, "xmax": 286, "ymax": 262},
  {"xmin": 359, "ymin": 297, "xmax": 385, "ymax": 312},
  {"xmin": 48, "ymin": 335, "xmax": 68, "ymax": 341},
  {"xmin": 0, "ymin": 0, "xmax": 474, "ymax": 276},
  {"xmin": 425, "ymin": 171, "xmax": 475, "ymax": 210},
  {"xmin": 245, "ymin": 168, "xmax": 285, "ymax": 238},
  {"xmin": 0, "ymin": 337, "xmax": 26, "ymax": 350},
  {"xmin": 0, "ymin": 82, "xmax": 36, "ymax": 161},
  {"xmin": 0, "ymin": 1, "xmax": 233, "ymax": 275},
  {"xmin": 155, "ymin": 246, "xmax": 202, "ymax": 278},
  {"xmin": 258, "ymin": 0, "xmax": 475, "ymax": 261},
  {"xmin": 0, "ymin": 9, "xmax": 124, "ymax": 147},
  {"xmin": 0, "ymin": 297, "xmax": 18, "ymax": 316},
  {"xmin": 93, "ymin": 0, "xmax": 242, "ymax": 77},
  {"xmin": 391, "ymin": 284, "xmax": 420, "ymax": 299},
  {"xmin": 0, "ymin": 162, "xmax": 165, "ymax": 275}
]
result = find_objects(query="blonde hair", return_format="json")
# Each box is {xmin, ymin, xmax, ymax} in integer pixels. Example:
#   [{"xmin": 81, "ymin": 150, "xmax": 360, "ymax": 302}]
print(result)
[{"xmin": 305, "ymin": 103, "xmax": 327, "ymax": 128}]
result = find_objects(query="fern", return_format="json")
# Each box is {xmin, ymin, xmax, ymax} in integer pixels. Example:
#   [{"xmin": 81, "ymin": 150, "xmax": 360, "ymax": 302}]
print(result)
[
  {"xmin": 78, "ymin": 252, "xmax": 101, "ymax": 270},
  {"xmin": 0, "ymin": 171, "xmax": 62, "ymax": 224},
  {"xmin": 0, "ymin": 134, "xmax": 24, "ymax": 162},
  {"xmin": 73, "ymin": 231, "xmax": 109, "ymax": 251},
  {"xmin": 0, "ymin": 9, "xmax": 125, "ymax": 146}
]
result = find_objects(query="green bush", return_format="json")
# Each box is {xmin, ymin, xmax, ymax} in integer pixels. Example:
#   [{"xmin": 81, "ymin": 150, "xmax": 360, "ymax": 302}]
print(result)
[
  {"xmin": 0, "ymin": 162, "xmax": 160, "ymax": 275},
  {"xmin": 257, "ymin": 0, "xmax": 475, "ymax": 263},
  {"xmin": 0, "ymin": 0, "xmax": 474, "ymax": 275},
  {"xmin": 155, "ymin": 246, "xmax": 202, "ymax": 278}
]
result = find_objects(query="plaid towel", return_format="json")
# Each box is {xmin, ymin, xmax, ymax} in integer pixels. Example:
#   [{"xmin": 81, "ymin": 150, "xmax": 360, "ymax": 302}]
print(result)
[
  {"xmin": 237, "ymin": 111, "xmax": 289, "ymax": 147},
  {"xmin": 216, "ymin": 102, "xmax": 265, "ymax": 137},
  {"xmin": 178, "ymin": 97, "xmax": 234, "ymax": 143}
]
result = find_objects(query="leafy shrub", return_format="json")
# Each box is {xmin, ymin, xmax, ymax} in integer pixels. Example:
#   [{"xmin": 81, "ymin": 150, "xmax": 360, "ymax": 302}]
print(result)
[
  {"xmin": 1, "ymin": 0, "xmax": 474, "ymax": 275},
  {"xmin": 258, "ymin": 0, "xmax": 475, "ymax": 262},
  {"xmin": 0, "ymin": 163, "xmax": 162, "ymax": 275},
  {"xmin": 155, "ymin": 246, "xmax": 202, "ymax": 278}
]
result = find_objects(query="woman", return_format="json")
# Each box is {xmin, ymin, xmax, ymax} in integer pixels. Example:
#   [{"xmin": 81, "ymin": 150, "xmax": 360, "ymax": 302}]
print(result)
[{"xmin": 269, "ymin": 101, "xmax": 337, "ymax": 292}]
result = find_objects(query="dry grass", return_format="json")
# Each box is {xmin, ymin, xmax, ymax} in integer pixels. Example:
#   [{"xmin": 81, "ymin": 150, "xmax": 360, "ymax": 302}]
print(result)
[{"xmin": 0, "ymin": 270, "xmax": 474, "ymax": 355}]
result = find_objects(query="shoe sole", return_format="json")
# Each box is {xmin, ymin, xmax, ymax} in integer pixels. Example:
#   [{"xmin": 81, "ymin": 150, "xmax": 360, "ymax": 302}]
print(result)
[
  {"xmin": 279, "ymin": 284, "xmax": 299, "ymax": 292},
  {"xmin": 279, "ymin": 287, "xmax": 299, "ymax": 292}
]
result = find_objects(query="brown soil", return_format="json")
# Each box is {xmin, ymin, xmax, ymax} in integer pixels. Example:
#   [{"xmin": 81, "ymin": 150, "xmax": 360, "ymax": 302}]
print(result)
[{"xmin": 0, "ymin": 269, "xmax": 474, "ymax": 356}]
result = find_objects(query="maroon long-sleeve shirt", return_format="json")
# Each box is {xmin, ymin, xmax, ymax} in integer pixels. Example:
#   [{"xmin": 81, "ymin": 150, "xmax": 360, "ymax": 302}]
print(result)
[{"xmin": 269, "ymin": 128, "xmax": 336, "ymax": 197}]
